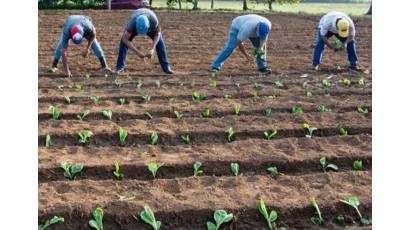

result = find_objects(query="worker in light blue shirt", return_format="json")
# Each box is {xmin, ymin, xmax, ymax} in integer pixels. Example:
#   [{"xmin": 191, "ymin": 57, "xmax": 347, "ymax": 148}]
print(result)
[
  {"xmin": 51, "ymin": 15, "xmax": 111, "ymax": 77},
  {"xmin": 211, "ymin": 14, "xmax": 272, "ymax": 74}
]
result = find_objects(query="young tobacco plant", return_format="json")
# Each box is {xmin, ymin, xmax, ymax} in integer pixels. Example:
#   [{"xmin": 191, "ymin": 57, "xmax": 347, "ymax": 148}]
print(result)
[
  {"xmin": 233, "ymin": 104, "xmax": 241, "ymax": 115},
  {"xmin": 78, "ymin": 130, "xmax": 93, "ymax": 144},
  {"xmin": 322, "ymin": 79, "xmax": 331, "ymax": 87},
  {"xmin": 38, "ymin": 216, "xmax": 64, "ymax": 230},
  {"xmin": 319, "ymin": 157, "xmax": 339, "ymax": 172},
  {"xmin": 202, "ymin": 108, "xmax": 211, "ymax": 118},
  {"xmin": 118, "ymin": 127, "xmax": 128, "ymax": 146},
  {"xmin": 140, "ymin": 205, "xmax": 161, "ymax": 230},
  {"xmin": 254, "ymin": 82, "xmax": 263, "ymax": 90},
  {"xmin": 340, "ymin": 79, "xmax": 352, "ymax": 86},
  {"xmin": 262, "ymin": 108, "xmax": 272, "ymax": 116},
  {"xmin": 358, "ymin": 78, "xmax": 365, "ymax": 87},
  {"xmin": 102, "ymin": 110, "xmax": 112, "ymax": 120},
  {"xmin": 303, "ymin": 123, "xmax": 317, "ymax": 138},
  {"xmin": 274, "ymin": 81, "xmax": 285, "ymax": 89},
  {"xmin": 267, "ymin": 166, "xmax": 283, "ymax": 176},
  {"xmin": 339, "ymin": 196, "xmax": 371, "ymax": 225},
  {"xmin": 193, "ymin": 161, "xmax": 203, "ymax": 176},
  {"xmin": 141, "ymin": 95, "xmax": 152, "ymax": 102},
  {"xmin": 174, "ymin": 110, "xmax": 183, "ymax": 119},
  {"xmin": 227, "ymin": 127, "xmax": 235, "ymax": 142},
  {"xmin": 291, "ymin": 107, "xmax": 304, "ymax": 114},
  {"xmin": 317, "ymin": 105, "xmax": 330, "ymax": 112},
  {"xmin": 230, "ymin": 162, "xmax": 239, "ymax": 176},
  {"xmin": 144, "ymin": 112, "xmax": 153, "ymax": 120},
  {"xmin": 135, "ymin": 80, "xmax": 143, "ymax": 89},
  {"xmin": 64, "ymin": 96, "xmax": 71, "ymax": 104},
  {"xmin": 207, "ymin": 210, "xmax": 234, "ymax": 230},
  {"xmin": 259, "ymin": 198, "xmax": 278, "ymax": 230},
  {"xmin": 353, "ymin": 160, "xmax": 363, "ymax": 170},
  {"xmin": 113, "ymin": 160, "xmax": 124, "ymax": 180},
  {"xmin": 49, "ymin": 105, "xmax": 60, "ymax": 120},
  {"xmin": 61, "ymin": 161, "xmax": 83, "ymax": 180},
  {"xmin": 310, "ymin": 198, "xmax": 324, "ymax": 225},
  {"xmin": 45, "ymin": 134, "xmax": 52, "ymax": 148},
  {"xmin": 114, "ymin": 78, "xmax": 123, "ymax": 88},
  {"xmin": 89, "ymin": 207, "xmax": 104, "ymax": 230},
  {"xmin": 306, "ymin": 92, "xmax": 313, "ymax": 97},
  {"xmin": 77, "ymin": 110, "xmax": 90, "ymax": 121},
  {"xmin": 147, "ymin": 163, "xmax": 164, "ymax": 178},
  {"xmin": 210, "ymin": 79, "xmax": 217, "ymax": 88},
  {"xmin": 339, "ymin": 128, "xmax": 348, "ymax": 136},
  {"xmin": 118, "ymin": 98, "xmax": 126, "ymax": 105},
  {"xmin": 192, "ymin": 92, "xmax": 205, "ymax": 102},
  {"xmin": 155, "ymin": 80, "xmax": 161, "ymax": 89},
  {"xmin": 357, "ymin": 107, "xmax": 369, "ymax": 114},
  {"xmin": 180, "ymin": 134, "xmax": 191, "ymax": 144},
  {"xmin": 151, "ymin": 131, "xmax": 159, "ymax": 145},
  {"xmin": 264, "ymin": 129, "xmax": 278, "ymax": 140},
  {"xmin": 90, "ymin": 96, "xmax": 100, "ymax": 103}
]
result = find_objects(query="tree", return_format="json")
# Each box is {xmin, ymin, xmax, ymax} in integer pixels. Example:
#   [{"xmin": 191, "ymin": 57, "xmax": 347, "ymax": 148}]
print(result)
[
  {"xmin": 266, "ymin": 0, "xmax": 300, "ymax": 12},
  {"xmin": 366, "ymin": 2, "xmax": 372, "ymax": 15},
  {"xmin": 211, "ymin": 0, "xmax": 214, "ymax": 9},
  {"xmin": 243, "ymin": 0, "xmax": 248, "ymax": 11},
  {"xmin": 106, "ymin": 0, "xmax": 111, "ymax": 9},
  {"xmin": 192, "ymin": 0, "xmax": 199, "ymax": 10}
]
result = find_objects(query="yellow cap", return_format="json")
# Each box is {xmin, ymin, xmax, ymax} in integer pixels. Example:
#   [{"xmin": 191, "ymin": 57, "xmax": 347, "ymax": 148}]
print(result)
[{"xmin": 337, "ymin": 19, "xmax": 349, "ymax": 38}]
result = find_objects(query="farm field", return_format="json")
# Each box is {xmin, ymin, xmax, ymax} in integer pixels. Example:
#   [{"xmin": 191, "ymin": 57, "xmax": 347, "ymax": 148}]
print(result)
[{"xmin": 38, "ymin": 10, "xmax": 372, "ymax": 229}]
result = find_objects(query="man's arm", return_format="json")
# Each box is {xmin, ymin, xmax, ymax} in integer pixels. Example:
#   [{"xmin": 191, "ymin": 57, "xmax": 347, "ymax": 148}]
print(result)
[
  {"xmin": 146, "ymin": 30, "xmax": 161, "ymax": 58},
  {"xmin": 322, "ymin": 35, "xmax": 335, "ymax": 50},
  {"xmin": 122, "ymin": 31, "xmax": 145, "ymax": 59},
  {"xmin": 83, "ymin": 34, "xmax": 95, "ymax": 57},
  {"xmin": 61, "ymin": 48, "xmax": 71, "ymax": 77},
  {"xmin": 236, "ymin": 39, "xmax": 252, "ymax": 61}
]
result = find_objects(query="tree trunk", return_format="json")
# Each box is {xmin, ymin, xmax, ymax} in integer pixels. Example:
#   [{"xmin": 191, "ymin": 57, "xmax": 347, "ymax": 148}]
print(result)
[
  {"xmin": 211, "ymin": 0, "xmax": 214, "ymax": 9},
  {"xmin": 366, "ymin": 3, "xmax": 372, "ymax": 15},
  {"xmin": 192, "ymin": 0, "xmax": 199, "ymax": 10},
  {"xmin": 106, "ymin": 0, "xmax": 111, "ymax": 9},
  {"xmin": 243, "ymin": 0, "xmax": 248, "ymax": 11},
  {"xmin": 149, "ymin": 0, "xmax": 153, "ymax": 6},
  {"xmin": 268, "ymin": 0, "xmax": 273, "ymax": 11},
  {"xmin": 178, "ymin": 0, "xmax": 182, "ymax": 9}
]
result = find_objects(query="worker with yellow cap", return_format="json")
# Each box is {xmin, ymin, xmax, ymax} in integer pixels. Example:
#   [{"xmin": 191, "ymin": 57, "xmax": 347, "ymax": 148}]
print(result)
[{"xmin": 313, "ymin": 11, "xmax": 359, "ymax": 71}]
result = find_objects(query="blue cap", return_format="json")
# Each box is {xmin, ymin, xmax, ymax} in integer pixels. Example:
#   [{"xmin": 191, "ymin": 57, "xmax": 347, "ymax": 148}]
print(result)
[
  {"xmin": 257, "ymin": 22, "xmax": 270, "ymax": 41},
  {"xmin": 71, "ymin": 25, "xmax": 84, "ymax": 45},
  {"xmin": 136, "ymin": 15, "xmax": 149, "ymax": 35}
]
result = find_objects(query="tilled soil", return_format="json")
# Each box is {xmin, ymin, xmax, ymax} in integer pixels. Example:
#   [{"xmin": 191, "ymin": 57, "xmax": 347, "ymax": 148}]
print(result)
[{"xmin": 38, "ymin": 10, "xmax": 372, "ymax": 229}]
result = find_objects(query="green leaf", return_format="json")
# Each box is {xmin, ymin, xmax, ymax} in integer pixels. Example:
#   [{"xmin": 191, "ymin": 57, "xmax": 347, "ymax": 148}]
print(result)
[
  {"xmin": 119, "ymin": 127, "xmax": 128, "ymax": 146},
  {"xmin": 214, "ymin": 210, "xmax": 233, "ymax": 226},
  {"xmin": 339, "ymin": 128, "xmax": 348, "ymax": 136},
  {"xmin": 206, "ymin": 222, "xmax": 216, "ymax": 230},
  {"xmin": 234, "ymin": 104, "xmax": 241, "ymax": 115},
  {"xmin": 326, "ymin": 164, "xmax": 339, "ymax": 171},
  {"xmin": 230, "ymin": 163, "xmax": 239, "ymax": 176},
  {"xmin": 89, "ymin": 207, "xmax": 104, "ymax": 230},
  {"xmin": 45, "ymin": 134, "xmax": 52, "ymax": 148},
  {"xmin": 102, "ymin": 110, "xmax": 112, "ymax": 120},
  {"xmin": 193, "ymin": 161, "xmax": 203, "ymax": 176},
  {"xmin": 319, "ymin": 157, "xmax": 326, "ymax": 169},
  {"xmin": 258, "ymin": 198, "xmax": 269, "ymax": 221},
  {"xmin": 227, "ymin": 127, "xmax": 234, "ymax": 142},
  {"xmin": 151, "ymin": 131, "xmax": 159, "ymax": 145},
  {"xmin": 353, "ymin": 160, "xmax": 363, "ymax": 170},
  {"xmin": 268, "ymin": 210, "xmax": 277, "ymax": 223},
  {"xmin": 140, "ymin": 205, "xmax": 160, "ymax": 229}
]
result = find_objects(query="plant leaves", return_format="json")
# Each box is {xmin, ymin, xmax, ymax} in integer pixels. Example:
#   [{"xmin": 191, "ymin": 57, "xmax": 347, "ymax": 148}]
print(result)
[
  {"xmin": 326, "ymin": 164, "xmax": 339, "ymax": 171},
  {"xmin": 206, "ymin": 221, "xmax": 216, "ymax": 230}
]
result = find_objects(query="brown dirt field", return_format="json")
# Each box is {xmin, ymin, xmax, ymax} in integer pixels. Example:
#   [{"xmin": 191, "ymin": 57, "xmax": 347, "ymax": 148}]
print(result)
[{"xmin": 38, "ymin": 10, "xmax": 372, "ymax": 229}]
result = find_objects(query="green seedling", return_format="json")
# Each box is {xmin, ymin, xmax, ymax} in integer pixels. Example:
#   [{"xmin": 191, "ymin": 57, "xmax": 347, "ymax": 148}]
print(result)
[
  {"xmin": 140, "ymin": 205, "xmax": 161, "ymax": 230},
  {"xmin": 310, "ymin": 198, "xmax": 324, "ymax": 225},
  {"xmin": 49, "ymin": 105, "xmax": 60, "ymax": 120},
  {"xmin": 340, "ymin": 79, "xmax": 352, "ymax": 86},
  {"xmin": 230, "ymin": 162, "xmax": 239, "ymax": 176},
  {"xmin": 180, "ymin": 134, "xmax": 191, "ymax": 144},
  {"xmin": 206, "ymin": 210, "xmax": 234, "ymax": 230},
  {"xmin": 306, "ymin": 92, "xmax": 313, "ymax": 97},
  {"xmin": 64, "ymin": 96, "xmax": 71, "ymax": 104},
  {"xmin": 317, "ymin": 105, "xmax": 330, "ymax": 112},
  {"xmin": 274, "ymin": 81, "xmax": 285, "ymax": 89},
  {"xmin": 259, "ymin": 198, "xmax": 277, "ymax": 230},
  {"xmin": 118, "ymin": 98, "xmax": 126, "ymax": 105},
  {"xmin": 253, "ymin": 47, "xmax": 265, "ymax": 60},
  {"xmin": 357, "ymin": 107, "xmax": 369, "ymax": 114},
  {"xmin": 118, "ymin": 127, "xmax": 128, "ymax": 146},
  {"xmin": 144, "ymin": 112, "xmax": 153, "ymax": 120},
  {"xmin": 61, "ymin": 161, "xmax": 83, "ymax": 180},
  {"xmin": 135, "ymin": 80, "xmax": 143, "ymax": 89},
  {"xmin": 89, "ymin": 207, "xmax": 104, "ymax": 230},
  {"xmin": 78, "ymin": 130, "xmax": 93, "ymax": 144},
  {"xmin": 234, "ymin": 82, "xmax": 241, "ymax": 88},
  {"xmin": 254, "ymin": 82, "xmax": 263, "ymax": 90},
  {"xmin": 192, "ymin": 92, "xmax": 205, "ymax": 102},
  {"xmin": 233, "ymin": 104, "xmax": 241, "ymax": 116},
  {"xmin": 267, "ymin": 95, "xmax": 275, "ymax": 100},
  {"xmin": 227, "ymin": 127, "xmax": 235, "ymax": 142},
  {"xmin": 90, "ymin": 96, "xmax": 100, "ymax": 103},
  {"xmin": 151, "ymin": 131, "xmax": 159, "ymax": 145},
  {"xmin": 210, "ymin": 79, "xmax": 217, "ymax": 88},
  {"xmin": 333, "ymin": 39, "xmax": 343, "ymax": 51},
  {"xmin": 174, "ymin": 110, "xmax": 183, "ymax": 119},
  {"xmin": 267, "ymin": 166, "xmax": 283, "ymax": 176},
  {"xmin": 202, "ymin": 108, "xmax": 211, "ymax": 118},
  {"xmin": 319, "ymin": 157, "xmax": 339, "ymax": 172},
  {"xmin": 363, "ymin": 69, "xmax": 370, "ymax": 74},
  {"xmin": 147, "ymin": 162, "xmax": 164, "ymax": 178},
  {"xmin": 262, "ymin": 108, "xmax": 272, "ymax": 116},
  {"xmin": 323, "ymin": 92, "xmax": 331, "ymax": 97},
  {"xmin": 303, "ymin": 123, "xmax": 317, "ymax": 138},
  {"xmin": 358, "ymin": 78, "xmax": 365, "ymax": 87},
  {"xmin": 113, "ymin": 160, "xmax": 124, "ymax": 180},
  {"xmin": 339, "ymin": 128, "xmax": 348, "ymax": 136},
  {"xmin": 353, "ymin": 160, "xmax": 363, "ymax": 170},
  {"xmin": 224, "ymin": 94, "xmax": 232, "ymax": 99},
  {"xmin": 155, "ymin": 80, "xmax": 161, "ymax": 89},
  {"xmin": 141, "ymin": 95, "xmax": 151, "ymax": 102},
  {"xmin": 38, "ymin": 216, "xmax": 64, "ymax": 230},
  {"xmin": 339, "ymin": 196, "xmax": 371, "ymax": 225},
  {"xmin": 252, "ymin": 91, "xmax": 259, "ymax": 98},
  {"xmin": 114, "ymin": 78, "xmax": 123, "ymax": 88},
  {"xmin": 302, "ymin": 81, "xmax": 308, "ymax": 88},
  {"xmin": 102, "ymin": 110, "xmax": 112, "ymax": 120},
  {"xmin": 264, "ymin": 129, "xmax": 278, "ymax": 140},
  {"xmin": 193, "ymin": 161, "xmax": 203, "ymax": 176},
  {"xmin": 77, "ymin": 110, "xmax": 90, "ymax": 121},
  {"xmin": 84, "ymin": 73, "xmax": 91, "ymax": 79},
  {"xmin": 45, "ymin": 134, "xmax": 52, "ymax": 148},
  {"xmin": 322, "ymin": 79, "xmax": 331, "ymax": 87},
  {"xmin": 73, "ymin": 83, "xmax": 82, "ymax": 91},
  {"xmin": 291, "ymin": 107, "xmax": 304, "ymax": 114}
]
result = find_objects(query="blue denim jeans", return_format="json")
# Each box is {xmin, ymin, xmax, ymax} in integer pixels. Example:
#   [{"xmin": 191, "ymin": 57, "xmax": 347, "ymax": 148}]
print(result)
[
  {"xmin": 211, "ymin": 26, "xmax": 267, "ymax": 70},
  {"xmin": 53, "ymin": 33, "xmax": 105, "ymax": 62},
  {"xmin": 312, "ymin": 29, "xmax": 358, "ymax": 66},
  {"xmin": 115, "ymin": 32, "xmax": 170, "ymax": 72}
]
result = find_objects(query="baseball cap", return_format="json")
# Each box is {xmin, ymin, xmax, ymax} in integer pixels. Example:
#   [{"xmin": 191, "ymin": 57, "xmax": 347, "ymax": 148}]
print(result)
[
  {"xmin": 136, "ymin": 15, "xmax": 149, "ymax": 35},
  {"xmin": 337, "ymin": 19, "xmax": 349, "ymax": 38},
  {"xmin": 257, "ymin": 21, "xmax": 270, "ymax": 41},
  {"xmin": 71, "ymin": 25, "xmax": 84, "ymax": 45}
]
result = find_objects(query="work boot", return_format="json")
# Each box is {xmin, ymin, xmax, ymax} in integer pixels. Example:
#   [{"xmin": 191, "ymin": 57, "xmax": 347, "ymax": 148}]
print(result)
[{"xmin": 259, "ymin": 67, "xmax": 272, "ymax": 74}]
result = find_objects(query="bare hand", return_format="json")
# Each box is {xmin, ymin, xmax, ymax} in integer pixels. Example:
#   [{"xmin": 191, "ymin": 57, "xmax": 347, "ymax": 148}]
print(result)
[
  {"xmin": 82, "ymin": 48, "xmax": 90, "ymax": 58},
  {"xmin": 246, "ymin": 54, "xmax": 253, "ymax": 62},
  {"xmin": 145, "ymin": 49, "xmax": 155, "ymax": 59},
  {"xmin": 64, "ymin": 69, "xmax": 72, "ymax": 78}
]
